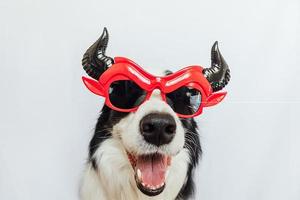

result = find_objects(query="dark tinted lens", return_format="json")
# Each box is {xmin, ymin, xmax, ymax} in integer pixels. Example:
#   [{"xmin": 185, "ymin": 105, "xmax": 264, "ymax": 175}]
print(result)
[
  {"xmin": 166, "ymin": 86, "xmax": 201, "ymax": 115},
  {"xmin": 109, "ymin": 80, "xmax": 147, "ymax": 109}
]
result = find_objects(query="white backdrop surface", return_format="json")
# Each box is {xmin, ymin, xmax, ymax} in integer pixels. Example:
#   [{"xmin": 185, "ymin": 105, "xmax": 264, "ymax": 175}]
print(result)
[{"xmin": 0, "ymin": 0, "xmax": 300, "ymax": 199}]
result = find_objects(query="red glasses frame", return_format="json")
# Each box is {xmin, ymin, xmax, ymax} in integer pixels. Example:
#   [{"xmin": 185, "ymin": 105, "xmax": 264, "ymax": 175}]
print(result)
[{"xmin": 82, "ymin": 57, "xmax": 227, "ymax": 118}]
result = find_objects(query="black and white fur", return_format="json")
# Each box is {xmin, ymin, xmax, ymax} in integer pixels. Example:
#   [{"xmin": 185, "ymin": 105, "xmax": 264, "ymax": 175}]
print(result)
[
  {"xmin": 80, "ymin": 75, "xmax": 201, "ymax": 199},
  {"xmin": 80, "ymin": 28, "xmax": 229, "ymax": 200}
]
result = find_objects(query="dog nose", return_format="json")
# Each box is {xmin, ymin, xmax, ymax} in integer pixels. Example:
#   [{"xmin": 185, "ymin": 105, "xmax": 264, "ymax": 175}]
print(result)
[{"xmin": 140, "ymin": 113, "xmax": 176, "ymax": 146}]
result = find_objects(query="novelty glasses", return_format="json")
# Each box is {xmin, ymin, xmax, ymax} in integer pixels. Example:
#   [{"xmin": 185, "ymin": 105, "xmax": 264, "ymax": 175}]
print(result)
[{"xmin": 82, "ymin": 57, "xmax": 227, "ymax": 118}]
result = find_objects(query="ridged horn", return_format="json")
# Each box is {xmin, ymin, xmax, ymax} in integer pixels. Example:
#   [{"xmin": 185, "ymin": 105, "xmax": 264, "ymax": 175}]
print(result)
[
  {"xmin": 82, "ymin": 27, "xmax": 114, "ymax": 80},
  {"xmin": 203, "ymin": 41, "xmax": 230, "ymax": 92}
]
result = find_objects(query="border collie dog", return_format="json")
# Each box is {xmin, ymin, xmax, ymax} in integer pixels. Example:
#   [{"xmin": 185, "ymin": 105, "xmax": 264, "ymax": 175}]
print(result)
[{"xmin": 80, "ymin": 28, "xmax": 230, "ymax": 200}]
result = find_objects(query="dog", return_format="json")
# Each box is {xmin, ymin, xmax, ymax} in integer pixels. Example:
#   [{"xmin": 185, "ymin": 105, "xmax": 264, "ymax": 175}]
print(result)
[{"xmin": 80, "ymin": 28, "xmax": 230, "ymax": 200}]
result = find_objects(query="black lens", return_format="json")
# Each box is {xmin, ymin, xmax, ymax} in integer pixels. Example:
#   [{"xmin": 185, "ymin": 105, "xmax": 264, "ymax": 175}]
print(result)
[
  {"xmin": 166, "ymin": 86, "xmax": 201, "ymax": 115},
  {"xmin": 108, "ymin": 80, "xmax": 147, "ymax": 109}
]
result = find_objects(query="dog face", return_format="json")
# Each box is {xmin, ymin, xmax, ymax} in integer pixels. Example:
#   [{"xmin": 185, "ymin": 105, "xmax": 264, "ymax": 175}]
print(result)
[
  {"xmin": 82, "ymin": 28, "xmax": 230, "ymax": 199},
  {"xmin": 88, "ymin": 74, "xmax": 201, "ymax": 197},
  {"xmin": 111, "ymin": 86, "xmax": 187, "ymax": 195}
]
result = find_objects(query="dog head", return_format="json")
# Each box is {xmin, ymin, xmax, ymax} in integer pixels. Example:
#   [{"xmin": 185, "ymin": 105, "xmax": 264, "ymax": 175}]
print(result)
[{"xmin": 82, "ymin": 28, "xmax": 230, "ymax": 197}]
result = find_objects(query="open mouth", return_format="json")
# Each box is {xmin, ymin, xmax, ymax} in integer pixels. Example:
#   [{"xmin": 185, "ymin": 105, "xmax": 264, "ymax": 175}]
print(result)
[{"xmin": 127, "ymin": 152, "xmax": 171, "ymax": 196}]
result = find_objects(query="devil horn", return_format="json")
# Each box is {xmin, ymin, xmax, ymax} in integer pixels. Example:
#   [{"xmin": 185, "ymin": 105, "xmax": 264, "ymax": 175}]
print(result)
[
  {"xmin": 203, "ymin": 41, "xmax": 231, "ymax": 92},
  {"xmin": 82, "ymin": 27, "xmax": 114, "ymax": 80}
]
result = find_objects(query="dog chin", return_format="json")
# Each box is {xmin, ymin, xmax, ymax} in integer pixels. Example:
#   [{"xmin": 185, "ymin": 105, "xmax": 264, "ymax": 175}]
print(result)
[{"xmin": 127, "ymin": 151, "xmax": 172, "ymax": 196}]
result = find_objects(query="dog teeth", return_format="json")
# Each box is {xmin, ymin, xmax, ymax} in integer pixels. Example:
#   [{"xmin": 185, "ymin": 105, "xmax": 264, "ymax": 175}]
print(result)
[
  {"xmin": 137, "ymin": 169, "xmax": 142, "ymax": 180},
  {"xmin": 151, "ymin": 183, "xmax": 165, "ymax": 190},
  {"xmin": 141, "ymin": 182, "xmax": 165, "ymax": 190}
]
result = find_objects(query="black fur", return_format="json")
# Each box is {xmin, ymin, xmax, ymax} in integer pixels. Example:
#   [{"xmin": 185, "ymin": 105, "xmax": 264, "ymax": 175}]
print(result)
[
  {"xmin": 88, "ymin": 72, "xmax": 202, "ymax": 199},
  {"xmin": 176, "ymin": 118, "xmax": 202, "ymax": 199},
  {"xmin": 89, "ymin": 106, "xmax": 129, "ymax": 169}
]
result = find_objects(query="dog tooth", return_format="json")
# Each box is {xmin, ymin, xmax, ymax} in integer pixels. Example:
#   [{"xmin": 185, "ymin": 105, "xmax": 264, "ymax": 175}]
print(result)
[
  {"xmin": 137, "ymin": 169, "xmax": 142, "ymax": 180},
  {"xmin": 141, "ymin": 182, "xmax": 146, "ymax": 187}
]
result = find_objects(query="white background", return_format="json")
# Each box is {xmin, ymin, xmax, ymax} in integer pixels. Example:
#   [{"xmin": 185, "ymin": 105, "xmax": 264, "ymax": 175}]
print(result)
[{"xmin": 1, "ymin": 0, "xmax": 300, "ymax": 199}]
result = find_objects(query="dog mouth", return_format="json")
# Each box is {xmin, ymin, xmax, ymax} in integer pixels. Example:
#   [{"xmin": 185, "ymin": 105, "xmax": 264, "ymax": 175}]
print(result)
[{"xmin": 127, "ymin": 152, "xmax": 171, "ymax": 196}]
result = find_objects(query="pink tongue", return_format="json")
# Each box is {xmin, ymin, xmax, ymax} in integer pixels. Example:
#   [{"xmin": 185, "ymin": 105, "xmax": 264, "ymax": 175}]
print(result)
[{"xmin": 136, "ymin": 155, "xmax": 168, "ymax": 187}]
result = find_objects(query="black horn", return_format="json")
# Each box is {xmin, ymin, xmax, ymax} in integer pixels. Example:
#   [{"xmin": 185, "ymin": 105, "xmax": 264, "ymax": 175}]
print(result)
[
  {"xmin": 82, "ymin": 27, "xmax": 114, "ymax": 80},
  {"xmin": 203, "ymin": 41, "xmax": 230, "ymax": 92}
]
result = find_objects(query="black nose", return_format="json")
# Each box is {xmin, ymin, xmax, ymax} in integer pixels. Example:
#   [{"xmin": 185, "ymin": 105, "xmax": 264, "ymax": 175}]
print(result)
[{"xmin": 140, "ymin": 113, "xmax": 176, "ymax": 146}]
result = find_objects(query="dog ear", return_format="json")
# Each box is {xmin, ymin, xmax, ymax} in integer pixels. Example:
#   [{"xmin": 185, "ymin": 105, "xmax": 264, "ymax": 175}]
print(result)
[
  {"xmin": 205, "ymin": 92, "xmax": 227, "ymax": 107},
  {"xmin": 82, "ymin": 76, "xmax": 104, "ymax": 96}
]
